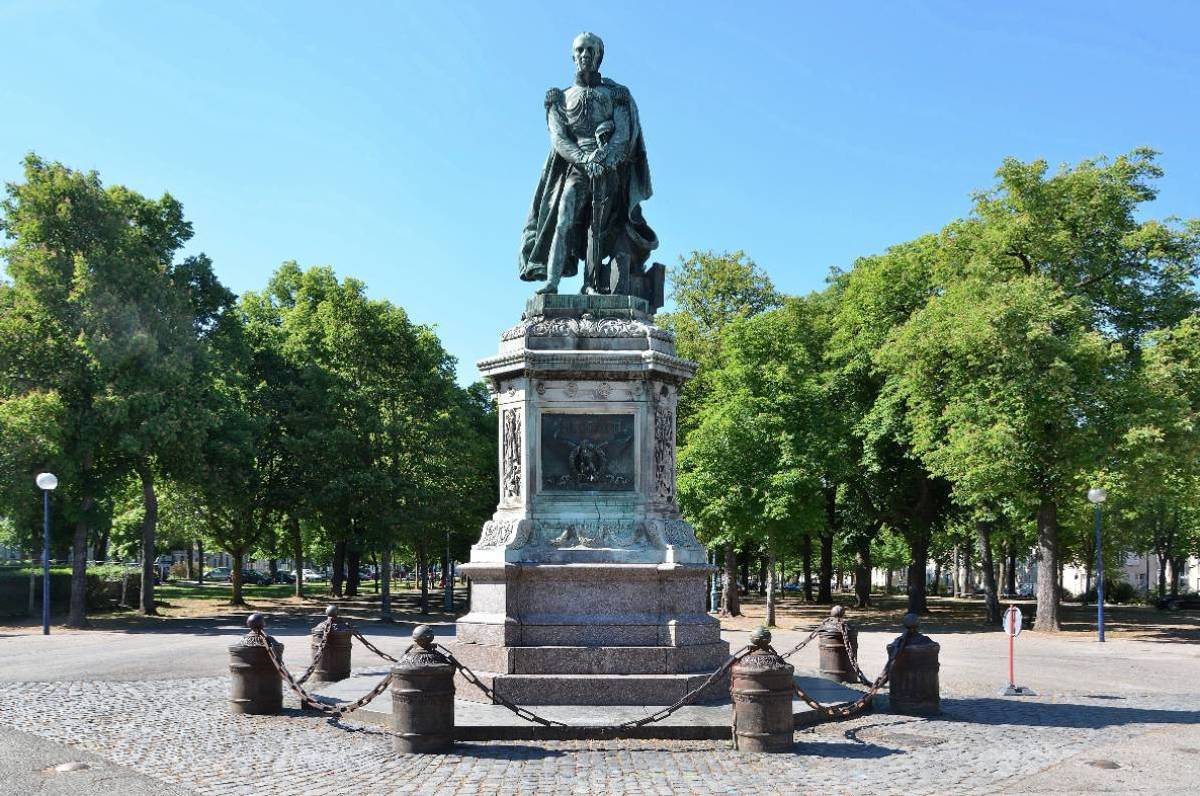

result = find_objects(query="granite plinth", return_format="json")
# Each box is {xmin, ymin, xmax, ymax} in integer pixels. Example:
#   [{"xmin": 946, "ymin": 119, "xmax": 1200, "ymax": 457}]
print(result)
[
  {"xmin": 456, "ymin": 302, "xmax": 722, "ymax": 704},
  {"xmin": 455, "ymin": 562, "xmax": 721, "ymax": 647},
  {"xmin": 446, "ymin": 641, "xmax": 730, "ymax": 675},
  {"xmin": 525, "ymin": 293, "xmax": 652, "ymax": 322}
]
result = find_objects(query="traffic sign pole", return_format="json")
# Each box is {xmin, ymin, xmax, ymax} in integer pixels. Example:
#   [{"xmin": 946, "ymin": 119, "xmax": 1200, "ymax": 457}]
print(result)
[
  {"xmin": 1008, "ymin": 606, "xmax": 1015, "ymax": 687},
  {"xmin": 1000, "ymin": 604, "xmax": 1035, "ymax": 697}
]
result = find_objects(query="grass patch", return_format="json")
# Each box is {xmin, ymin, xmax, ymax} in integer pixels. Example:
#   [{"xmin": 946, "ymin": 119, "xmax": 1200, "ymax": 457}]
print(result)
[{"xmin": 157, "ymin": 582, "xmax": 335, "ymax": 602}]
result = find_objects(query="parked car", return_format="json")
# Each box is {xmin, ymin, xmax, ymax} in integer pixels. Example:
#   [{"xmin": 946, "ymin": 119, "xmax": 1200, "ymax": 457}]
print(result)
[
  {"xmin": 1156, "ymin": 594, "xmax": 1200, "ymax": 610},
  {"xmin": 240, "ymin": 570, "xmax": 271, "ymax": 586},
  {"xmin": 207, "ymin": 566, "xmax": 232, "ymax": 583},
  {"xmin": 273, "ymin": 570, "xmax": 295, "ymax": 584},
  {"xmin": 291, "ymin": 568, "xmax": 328, "ymax": 583}
]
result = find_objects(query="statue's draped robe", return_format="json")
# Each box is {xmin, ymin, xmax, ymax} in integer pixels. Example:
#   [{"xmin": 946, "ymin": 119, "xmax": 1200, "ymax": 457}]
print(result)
[{"xmin": 518, "ymin": 77, "xmax": 657, "ymax": 283}]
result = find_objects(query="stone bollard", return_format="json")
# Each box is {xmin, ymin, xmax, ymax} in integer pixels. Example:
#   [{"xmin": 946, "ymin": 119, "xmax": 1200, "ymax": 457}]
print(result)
[
  {"xmin": 818, "ymin": 605, "xmax": 860, "ymax": 683},
  {"xmin": 730, "ymin": 627, "xmax": 795, "ymax": 753},
  {"xmin": 229, "ymin": 613, "xmax": 284, "ymax": 715},
  {"xmin": 391, "ymin": 625, "xmax": 455, "ymax": 753},
  {"xmin": 310, "ymin": 605, "xmax": 352, "ymax": 682},
  {"xmin": 886, "ymin": 613, "xmax": 941, "ymax": 716}
]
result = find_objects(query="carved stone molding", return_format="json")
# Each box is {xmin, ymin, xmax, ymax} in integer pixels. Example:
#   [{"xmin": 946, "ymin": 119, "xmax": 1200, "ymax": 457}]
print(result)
[
  {"xmin": 502, "ymin": 314, "xmax": 668, "ymax": 342},
  {"xmin": 653, "ymin": 401, "xmax": 677, "ymax": 502},
  {"xmin": 475, "ymin": 518, "xmax": 534, "ymax": 549},
  {"xmin": 644, "ymin": 518, "xmax": 703, "ymax": 549},
  {"xmin": 501, "ymin": 408, "xmax": 522, "ymax": 500}
]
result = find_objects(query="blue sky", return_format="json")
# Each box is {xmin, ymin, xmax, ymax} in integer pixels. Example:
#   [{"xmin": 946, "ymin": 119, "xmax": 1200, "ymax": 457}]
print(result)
[{"xmin": 2, "ymin": 1, "xmax": 1198, "ymax": 382}]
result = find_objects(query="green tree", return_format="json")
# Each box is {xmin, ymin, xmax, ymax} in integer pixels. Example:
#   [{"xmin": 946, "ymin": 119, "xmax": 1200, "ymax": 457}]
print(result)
[
  {"xmin": 0, "ymin": 156, "xmax": 228, "ymax": 623},
  {"xmin": 663, "ymin": 250, "xmax": 780, "ymax": 616}
]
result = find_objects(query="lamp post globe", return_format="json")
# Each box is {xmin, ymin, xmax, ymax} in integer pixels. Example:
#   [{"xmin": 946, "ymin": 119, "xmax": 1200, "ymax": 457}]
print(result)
[
  {"xmin": 1087, "ymin": 487, "xmax": 1107, "ymax": 504},
  {"xmin": 35, "ymin": 472, "xmax": 57, "ymax": 635}
]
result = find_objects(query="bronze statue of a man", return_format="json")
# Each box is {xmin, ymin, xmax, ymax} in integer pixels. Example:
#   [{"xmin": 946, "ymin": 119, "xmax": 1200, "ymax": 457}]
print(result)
[{"xmin": 518, "ymin": 33, "xmax": 661, "ymax": 303}]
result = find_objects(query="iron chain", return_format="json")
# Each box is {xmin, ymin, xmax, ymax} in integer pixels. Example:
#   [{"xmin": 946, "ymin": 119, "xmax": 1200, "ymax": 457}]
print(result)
[
  {"xmin": 786, "ymin": 626, "xmax": 913, "ymax": 720},
  {"xmin": 295, "ymin": 618, "xmax": 333, "ymax": 686},
  {"xmin": 251, "ymin": 628, "xmax": 392, "ymax": 718}
]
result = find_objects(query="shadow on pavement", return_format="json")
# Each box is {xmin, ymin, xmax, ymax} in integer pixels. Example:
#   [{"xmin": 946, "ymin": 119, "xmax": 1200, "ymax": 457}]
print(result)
[
  {"xmin": 943, "ymin": 697, "xmax": 1200, "ymax": 729},
  {"xmin": 792, "ymin": 740, "xmax": 901, "ymax": 759}
]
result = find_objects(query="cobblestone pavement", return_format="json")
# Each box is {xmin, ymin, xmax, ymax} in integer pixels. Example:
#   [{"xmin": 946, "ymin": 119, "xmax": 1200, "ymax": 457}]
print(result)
[{"xmin": 2, "ymin": 676, "xmax": 1199, "ymax": 795}]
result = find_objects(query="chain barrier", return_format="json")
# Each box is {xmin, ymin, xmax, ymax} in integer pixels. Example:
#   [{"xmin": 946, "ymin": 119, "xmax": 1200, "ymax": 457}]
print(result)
[
  {"xmin": 434, "ymin": 641, "xmax": 755, "ymax": 731},
  {"xmin": 251, "ymin": 628, "xmax": 392, "ymax": 719},
  {"xmin": 295, "ymin": 618, "xmax": 332, "ymax": 686},
  {"xmin": 774, "ymin": 617, "xmax": 834, "ymax": 661},
  {"xmin": 838, "ymin": 618, "xmax": 873, "ymax": 687},
  {"xmin": 349, "ymin": 626, "xmax": 399, "ymax": 664},
  {"xmin": 615, "ymin": 644, "xmax": 752, "ymax": 729},
  {"xmin": 433, "ymin": 644, "xmax": 567, "ymax": 727},
  {"xmin": 250, "ymin": 611, "xmax": 910, "ymax": 732},
  {"xmin": 787, "ymin": 626, "xmax": 912, "ymax": 720}
]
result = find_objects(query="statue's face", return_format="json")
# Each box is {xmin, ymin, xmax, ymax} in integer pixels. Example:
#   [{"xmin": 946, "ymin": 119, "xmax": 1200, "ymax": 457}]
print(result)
[{"xmin": 573, "ymin": 35, "xmax": 601, "ymax": 72}]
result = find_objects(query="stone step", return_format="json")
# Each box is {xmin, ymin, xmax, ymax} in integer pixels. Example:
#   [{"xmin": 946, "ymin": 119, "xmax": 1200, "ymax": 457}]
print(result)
[
  {"xmin": 448, "ymin": 641, "xmax": 730, "ymax": 675},
  {"xmin": 458, "ymin": 670, "xmax": 731, "ymax": 706},
  {"xmin": 308, "ymin": 667, "xmax": 868, "ymax": 737}
]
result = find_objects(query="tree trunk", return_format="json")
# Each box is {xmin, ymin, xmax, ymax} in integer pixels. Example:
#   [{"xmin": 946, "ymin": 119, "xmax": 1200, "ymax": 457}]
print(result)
[
  {"xmin": 65, "ymin": 492, "xmax": 93, "ymax": 629},
  {"xmin": 380, "ymin": 545, "xmax": 393, "ymax": 620},
  {"xmin": 268, "ymin": 558, "xmax": 278, "ymax": 584},
  {"xmin": 765, "ymin": 546, "xmax": 777, "ymax": 627},
  {"xmin": 1082, "ymin": 558, "xmax": 1093, "ymax": 607},
  {"xmin": 28, "ymin": 545, "xmax": 37, "ymax": 616},
  {"xmin": 738, "ymin": 554, "xmax": 749, "ymax": 597},
  {"xmin": 1158, "ymin": 554, "xmax": 1168, "ymax": 598},
  {"xmin": 289, "ymin": 516, "xmax": 304, "ymax": 598},
  {"xmin": 853, "ymin": 535, "xmax": 871, "ymax": 608},
  {"xmin": 801, "ymin": 535, "xmax": 814, "ymax": 603},
  {"xmin": 1170, "ymin": 557, "xmax": 1182, "ymax": 597},
  {"xmin": 136, "ymin": 462, "xmax": 158, "ymax": 616},
  {"xmin": 720, "ymin": 542, "xmax": 740, "ymax": 616},
  {"xmin": 331, "ymin": 539, "xmax": 346, "ymax": 598},
  {"xmin": 346, "ymin": 547, "xmax": 361, "ymax": 597},
  {"xmin": 930, "ymin": 561, "xmax": 940, "ymax": 596},
  {"xmin": 185, "ymin": 544, "xmax": 194, "ymax": 581},
  {"xmin": 1006, "ymin": 544, "xmax": 1017, "ymax": 596},
  {"xmin": 885, "ymin": 568, "xmax": 894, "ymax": 595},
  {"xmin": 907, "ymin": 532, "xmax": 930, "ymax": 614},
  {"xmin": 976, "ymin": 520, "xmax": 1001, "ymax": 625},
  {"xmin": 419, "ymin": 541, "xmax": 430, "ymax": 614},
  {"xmin": 230, "ymin": 549, "xmax": 246, "ymax": 606},
  {"xmin": 757, "ymin": 556, "xmax": 767, "ymax": 596},
  {"xmin": 818, "ymin": 532, "xmax": 833, "ymax": 604},
  {"xmin": 196, "ymin": 538, "xmax": 205, "ymax": 585},
  {"xmin": 94, "ymin": 529, "xmax": 109, "ymax": 562},
  {"xmin": 1033, "ymin": 499, "xmax": 1060, "ymax": 631},
  {"xmin": 818, "ymin": 487, "xmax": 837, "ymax": 604}
]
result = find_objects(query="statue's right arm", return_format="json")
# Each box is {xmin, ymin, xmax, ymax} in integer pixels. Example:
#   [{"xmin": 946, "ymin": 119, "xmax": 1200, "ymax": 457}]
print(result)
[{"xmin": 545, "ymin": 90, "xmax": 587, "ymax": 165}]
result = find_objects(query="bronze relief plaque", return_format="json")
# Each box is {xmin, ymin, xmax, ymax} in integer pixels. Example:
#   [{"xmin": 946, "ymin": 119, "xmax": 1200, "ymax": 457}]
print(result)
[{"xmin": 541, "ymin": 413, "xmax": 635, "ymax": 492}]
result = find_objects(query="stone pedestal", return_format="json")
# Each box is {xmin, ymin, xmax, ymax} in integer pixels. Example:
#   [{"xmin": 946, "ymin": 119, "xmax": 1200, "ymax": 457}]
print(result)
[{"xmin": 451, "ymin": 294, "xmax": 728, "ymax": 705}]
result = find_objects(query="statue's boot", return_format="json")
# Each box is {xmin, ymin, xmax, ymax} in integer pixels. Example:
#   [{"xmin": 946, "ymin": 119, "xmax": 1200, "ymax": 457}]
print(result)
[{"xmin": 537, "ymin": 261, "xmax": 563, "ymax": 295}]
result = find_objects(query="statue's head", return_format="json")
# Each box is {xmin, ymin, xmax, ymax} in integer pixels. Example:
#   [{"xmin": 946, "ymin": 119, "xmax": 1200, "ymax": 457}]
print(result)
[{"xmin": 572, "ymin": 32, "xmax": 604, "ymax": 72}]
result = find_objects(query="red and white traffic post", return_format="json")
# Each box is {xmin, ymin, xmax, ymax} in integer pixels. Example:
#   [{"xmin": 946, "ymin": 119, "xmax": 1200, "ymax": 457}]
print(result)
[{"xmin": 1000, "ymin": 604, "xmax": 1035, "ymax": 696}]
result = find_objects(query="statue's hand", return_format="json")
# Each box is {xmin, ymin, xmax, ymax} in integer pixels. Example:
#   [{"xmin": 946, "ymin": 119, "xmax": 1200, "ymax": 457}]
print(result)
[{"xmin": 583, "ymin": 161, "xmax": 605, "ymax": 179}]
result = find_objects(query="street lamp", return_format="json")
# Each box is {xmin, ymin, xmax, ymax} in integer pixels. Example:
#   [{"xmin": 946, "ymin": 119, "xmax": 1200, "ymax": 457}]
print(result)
[
  {"xmin": 1087, "ymin": 487, "xmax": 1107, "ymax": 643},
  {"xmin": 36, "ymin": 472, "xmax": 58, "ymax": 636}
]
